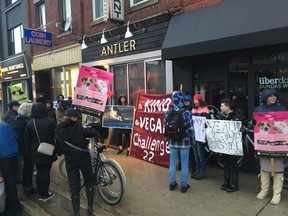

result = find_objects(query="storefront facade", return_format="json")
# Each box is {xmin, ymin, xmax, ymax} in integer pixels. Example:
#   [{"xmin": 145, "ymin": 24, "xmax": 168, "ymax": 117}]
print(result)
[
  {"xmin": 32, "ymin": 44, "xmax": 82, "ymax": 103},
  {"xmin": 0, "ymin": 54, "xmax": 32, "ymax": 116},
  {"xmin": 162, "ymin": 0, "xmax": 288, "ymax": 119},
  {"xmin": 82, "ymin": 21, "xmax": 172, "ymax": 106}
]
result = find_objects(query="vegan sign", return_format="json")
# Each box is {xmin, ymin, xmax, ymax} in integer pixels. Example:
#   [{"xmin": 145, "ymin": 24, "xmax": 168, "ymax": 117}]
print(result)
[
  {"xmin": 131, "ymin": 92, "xmax": 171, "ymax": 168},
  {"xmin": 205, "ymin": 119, "xmax": 243, "ymax": 156}
]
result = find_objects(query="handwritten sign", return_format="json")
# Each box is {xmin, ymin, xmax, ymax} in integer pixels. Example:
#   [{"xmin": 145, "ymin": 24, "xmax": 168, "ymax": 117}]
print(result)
[
  {"xmin": 206, "ymin": 119, "xmax": 243, "ymax": 156},
  {"xmin": 254, "ymin": 111, "xmax": 288, "ymax": 156},
  {"xmin": 192, "ymin": 116, "xmax": 206, "ymax": 142},
  {"xmin": 131, "ymin": 92, "xmax": 172, "ymax": 168}
]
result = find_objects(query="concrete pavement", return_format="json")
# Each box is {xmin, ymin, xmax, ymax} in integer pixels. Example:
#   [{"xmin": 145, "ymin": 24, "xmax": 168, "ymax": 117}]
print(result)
[{"xmin": 19, "ymin": 148, "xmax": 288, "ymax": 216}]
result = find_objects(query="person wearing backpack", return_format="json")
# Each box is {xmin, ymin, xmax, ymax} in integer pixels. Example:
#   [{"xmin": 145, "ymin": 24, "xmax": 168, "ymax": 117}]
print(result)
[
  {"xmin": 191, "ymin": 94, "xmax": 211, "ymax": 180},
  {"xmin": 164, "ymin": 90, "xmax": 195, "ymax": 193}
]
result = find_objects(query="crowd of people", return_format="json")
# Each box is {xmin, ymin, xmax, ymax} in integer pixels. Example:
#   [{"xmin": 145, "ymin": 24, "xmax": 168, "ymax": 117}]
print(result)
[
  {"xmin": 164, "ymin": 88, "xmax": 287, "ymax": 205},
  {"xmin": 0, "ymin": 94, "xmax": 98, "ymax": 216}
]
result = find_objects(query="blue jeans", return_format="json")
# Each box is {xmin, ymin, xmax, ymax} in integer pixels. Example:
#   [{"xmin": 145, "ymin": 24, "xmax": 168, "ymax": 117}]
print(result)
[
  {"xmin": 169, "ymin": 147, "xmax": 190, "ymax": 187},
  {"xmin": 192, "ymin": 141, "xmax": 207, "ymax": 173}
]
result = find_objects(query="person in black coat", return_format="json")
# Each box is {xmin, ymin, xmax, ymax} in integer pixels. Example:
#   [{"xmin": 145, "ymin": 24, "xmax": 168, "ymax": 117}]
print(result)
[
  {"xmin": 45, "ymin": 100, "xmax": 56, "ymax": 120},
  {"xmin": 14, "ymin": 103, "xmax": 38, "ymax": 194},
  {"xmin": 24, "ymin": 103, "xmax": 57, "ymax": 201},
  {"xmin": 55, "ymin": 108, "xmax": 98, "ymax": 216},
  {"xmin": 219, "ymin": 98, "xmax": 244, "ymax": 192}
]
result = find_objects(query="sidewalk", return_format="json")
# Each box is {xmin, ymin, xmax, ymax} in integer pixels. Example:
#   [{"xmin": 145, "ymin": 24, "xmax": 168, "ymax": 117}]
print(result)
[{"xmin": 19, "ymin": 148, "xmax": 288, "ymax": 216}]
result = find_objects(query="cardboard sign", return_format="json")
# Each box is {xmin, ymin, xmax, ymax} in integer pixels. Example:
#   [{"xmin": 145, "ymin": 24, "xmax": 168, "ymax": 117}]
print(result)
[{"xmin": 206, "ymin": 119, "xmax": 243, "ymax": 156}]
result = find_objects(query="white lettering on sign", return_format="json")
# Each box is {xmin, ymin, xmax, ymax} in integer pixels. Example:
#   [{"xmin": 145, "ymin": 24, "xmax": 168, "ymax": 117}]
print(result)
[{"xmin": 143, "ymin": 98, "xmax": 171, "ymax": 112}]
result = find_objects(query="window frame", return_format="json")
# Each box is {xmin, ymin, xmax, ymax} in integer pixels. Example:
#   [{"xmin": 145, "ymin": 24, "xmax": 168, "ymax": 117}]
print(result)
[
  {"xmin": 8, "ymin": 25, "xmax": 23, "ymax": 56},
  {"xmin": 38, "ymin": 3, "xmax": 46, "ymax": 31},
  {"xmin": 92, "ymin": 0, "xmax": 106, "ymax": 24}
]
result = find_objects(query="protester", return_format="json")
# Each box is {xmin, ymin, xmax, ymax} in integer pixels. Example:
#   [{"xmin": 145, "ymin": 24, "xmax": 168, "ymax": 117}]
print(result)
[
  {"xmin": 56, "ymin": 99, "xmax": 72, "ymax": 124},
  {"xmin": 4, "ymin": 100, "xmax": 22, "ymax": 183},
  {"xmin": 0, "ymin": 122, "xmax": 22, "ymax": 216},
  {"xmin": 254, "ymin": 88, "xmax": 287, "ymax": 205},
  {"xmin": 14, "ymin": 102, "xmax": 38, "ymax": 195},
  {"xmin": 24, "ymin": 103, "xmax": 57, "ymax": 201},
  {"xmin": 55, "ymin": 108, "xmax": 98, "ymax": 216},
  {"xmin": 164, "ymin": 90, "xmax": 195, "ymax": 193},
  {"xmin": 191, "ymin": 94, "xmax": 211, "ymax": 180},
  {"xmin": 219, "ymin": 98, "xmax": 244, "ymax": 192},
  {"xmin": 116, "ymin": 94, "xmax": 131, "ymax": 156},
  {"xmin": 4, "ymin": 100, "xmax": 21, "ymax": 124},
  {"xmin": 45, "ymin": 100, "xmax": 56, "ymax": 120}
]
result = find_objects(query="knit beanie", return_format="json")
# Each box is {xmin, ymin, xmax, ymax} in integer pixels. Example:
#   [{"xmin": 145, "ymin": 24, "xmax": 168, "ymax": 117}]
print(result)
[{"xmin": 193, "ymin": 94, "xmax": 203, "ymax": 101}]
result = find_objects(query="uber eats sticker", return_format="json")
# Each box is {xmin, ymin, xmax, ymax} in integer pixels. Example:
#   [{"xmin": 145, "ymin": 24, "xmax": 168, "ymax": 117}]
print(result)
[{"xmin": 10, "ymin": 83, "xmax": 29, "ymax": 103}]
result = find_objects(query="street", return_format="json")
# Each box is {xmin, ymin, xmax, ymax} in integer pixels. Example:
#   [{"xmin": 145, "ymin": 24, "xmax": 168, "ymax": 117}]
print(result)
[{"xmin": 19, "ymin": 148, "xmax": 288, "ymax": 216}]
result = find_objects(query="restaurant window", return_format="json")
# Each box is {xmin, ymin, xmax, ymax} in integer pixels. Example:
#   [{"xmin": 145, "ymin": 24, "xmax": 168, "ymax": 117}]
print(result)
[
  {"xmin": 9, "ymin": 25, "xmax": 23, "ymax": 55},
  {"xmin": 51, "ymin": 65, "xmax": 79, "ymax": 101},
  {"xmin": 111, "ymin": 59, "xmax": 165, "ymax": 106}
]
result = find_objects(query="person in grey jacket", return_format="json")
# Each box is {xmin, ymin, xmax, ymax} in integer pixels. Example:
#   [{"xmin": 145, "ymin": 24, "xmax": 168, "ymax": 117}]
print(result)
[{"xmin": 254, "ymin": 88, "xmax": 287, "ymax": 205}]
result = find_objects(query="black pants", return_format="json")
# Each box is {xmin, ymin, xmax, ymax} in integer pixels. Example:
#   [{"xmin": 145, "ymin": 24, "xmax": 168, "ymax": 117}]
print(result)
[
  {"xmin": 65, "ymin": 155, "xmax": 93, "ymax": 195},
  {"xmin": 0, "ymin": 156, "xmax": 21, "ymax": 215},
  {"xmin": 117, "ymin": 129, "xmax": 131, "ymax": 148},
  {"xmin": 35, "ymin": 163, "xmax": 52, "ymax": 197},
  {"xmin": 22, "ymin": 157, "xmax": 34, "ymax": 189},
  {"xmin": 223, "ymin": 154, "xmax": 238, "ymax": 173}
]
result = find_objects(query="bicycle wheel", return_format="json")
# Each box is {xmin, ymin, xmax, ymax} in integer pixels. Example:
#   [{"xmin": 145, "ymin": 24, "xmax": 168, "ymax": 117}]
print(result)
[
  {"xmin": 59, "ymin": 158, "xmax": 68, "ymax": 179},
  {"xmin": 96, "ymin": 160, "xmax": 124, "ymax": 205},
  {"xmin": 59, "ymin": 158, "xmax": 85, "ymax": 188},
  {"xmin": 104, "ymin": 158, "xmax": 126, "ymax": 192}
]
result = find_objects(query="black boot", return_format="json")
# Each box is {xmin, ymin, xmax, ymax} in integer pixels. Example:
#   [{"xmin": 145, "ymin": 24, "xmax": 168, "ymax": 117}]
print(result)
[
  {"xmin": 226, "ymin": 172, "xmax": 239, "ymax": 192},
  {"xmin": 220, "ymin": 171, "xmax": 230, "ymax": 190},
  {"xmin": 86, "ymin": 186, "xmax": 94, "ymax": 215},
  {"xmin": 71, "ymin": 193, "xmax": 80, "ymax": 216}
]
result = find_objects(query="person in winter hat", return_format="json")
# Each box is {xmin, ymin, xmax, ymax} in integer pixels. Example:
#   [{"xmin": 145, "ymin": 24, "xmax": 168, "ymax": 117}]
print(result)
[
  {"xmin": 191, "ymin": 93, "xmax": 210, "ymax": 180},
  {"xmin": 55, "ymin": 108, "xmax": 98, "ymax": 216},
  {"xmin": 164, "ymin": 90, "xmax": 195, "ymax": 193},
  {"xmin": 24, "ymin": 103, "xmax": 57, "ymax": 202},
  {"xmin": 254, "ymin": 88, "xmax": 287, "ymax": 205}
]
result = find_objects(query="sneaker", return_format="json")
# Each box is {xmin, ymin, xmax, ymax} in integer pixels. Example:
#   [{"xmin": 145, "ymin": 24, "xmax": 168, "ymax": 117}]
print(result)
[
  {"xmin": 190, "ymin": 172, "xmax": 199, "ymax": 179},
  {"xmin": 194, "ymin": 172, "xmax": 207, "ymax": 180},
  {"xmin": 169, "ymin": 183, "xmax": 178, "ymax": 191},
  {"xmin": 181, "ymin": 184, "xmax": 190, "ymax": 193},
  {"xmin": 226, "ymin": 185, "xmax": 239, "ymax": 193},
  {"xmin": 220, "ymin": 183, "xmax": 229, "ymax": 190},
  {"xmin": 117, "ymin": 150, "xmax": 123, "ymax": 155},
  {"xmin": 41, "ymin": 192, "xmax": 55, "ymax": 202}
]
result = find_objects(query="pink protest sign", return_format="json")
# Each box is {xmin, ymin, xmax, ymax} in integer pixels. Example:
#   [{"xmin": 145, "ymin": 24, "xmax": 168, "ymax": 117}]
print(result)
[
  {"xmin": 73, "ymin": 65, "xmax": 113, "ymax": 113},
  {"xmin": 254, "ymin": 111, "xmax": 288, "ymax": 154}
]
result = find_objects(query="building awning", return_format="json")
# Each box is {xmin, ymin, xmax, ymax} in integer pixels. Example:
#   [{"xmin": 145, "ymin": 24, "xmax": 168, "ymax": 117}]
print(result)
[{"xmin": 162, "ymin": 0, "xmax": 288, "ymax": 60}]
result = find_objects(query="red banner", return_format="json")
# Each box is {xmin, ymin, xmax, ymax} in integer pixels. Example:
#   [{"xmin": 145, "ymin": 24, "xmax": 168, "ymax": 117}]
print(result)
[{"xmin": 130, "ymin": 92, "xmax": 172, "ymax": 168}]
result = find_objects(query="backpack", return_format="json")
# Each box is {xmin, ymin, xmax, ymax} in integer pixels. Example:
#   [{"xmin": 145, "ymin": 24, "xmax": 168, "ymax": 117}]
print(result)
[{"xmin": 164, "ymin": 108, "xmax": 187, "ymax": 141}]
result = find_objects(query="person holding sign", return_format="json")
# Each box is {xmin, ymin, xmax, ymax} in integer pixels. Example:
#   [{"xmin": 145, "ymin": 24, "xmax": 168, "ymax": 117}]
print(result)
[
  {"xmin": 191, "ymin": 94, "xmax": 210, "ymax": 180},
  {"xmin": 254, "ymin": 88, "xmax": 287, "ymax": 205},
  {"xmin": 219, "ymin": 99, "xmax": 245, "ymax": 192},
  {"xmin": 116, "ymin": 94, "xmax": 131, "ymax": 156},
  {"xmin": 164, "ymin": 90, "xmax": 195, "ymax": 193}
]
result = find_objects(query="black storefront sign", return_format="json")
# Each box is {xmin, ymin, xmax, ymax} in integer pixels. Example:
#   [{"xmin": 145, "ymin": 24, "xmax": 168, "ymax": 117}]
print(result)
[{"xmin": 0, "ymin": 55, "xmax": 29, "ymax": 82}]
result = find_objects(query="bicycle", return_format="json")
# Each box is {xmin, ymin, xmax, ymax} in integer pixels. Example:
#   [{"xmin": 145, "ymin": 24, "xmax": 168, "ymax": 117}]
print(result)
[{"xmin": 59, "ymin": 139, "xmax": 126, "ymax": 205}]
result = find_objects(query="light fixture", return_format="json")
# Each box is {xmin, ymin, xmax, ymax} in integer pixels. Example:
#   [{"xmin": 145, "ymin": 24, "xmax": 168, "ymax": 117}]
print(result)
[
  {"xmin": 81, "ymin": 35, "xmax": 88, "ymax": 49},
  {"xmin": 125, "ymin": 21, "xmax": 133, "ymax": 38},
  {"xmin": 100, "ymin": 29, "xmax": 108, "ymax": 44}
]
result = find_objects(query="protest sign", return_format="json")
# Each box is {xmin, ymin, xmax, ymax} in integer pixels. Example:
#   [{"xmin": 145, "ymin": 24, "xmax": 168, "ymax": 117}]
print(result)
[
  {"xmin": 206, "ymin": 119, "xmax": 243, "ymax": 156},
  {"xmin": 73, "ymin": 65, "xmax": 113, "ymax": 113},
  {"xmin": 192, "ymin": 116, "xmax": 206, "ymax": 142},
  {"xmin": 254, "ymin": 112, "xmax": 288, "ymax": 157},
  {"xmin": 9, "ymin": 83, "xmax": 29, "ymax": 103},
  {"xmin": 130, "ymin": 92, "xmax": 171, "ymax": 168}
]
